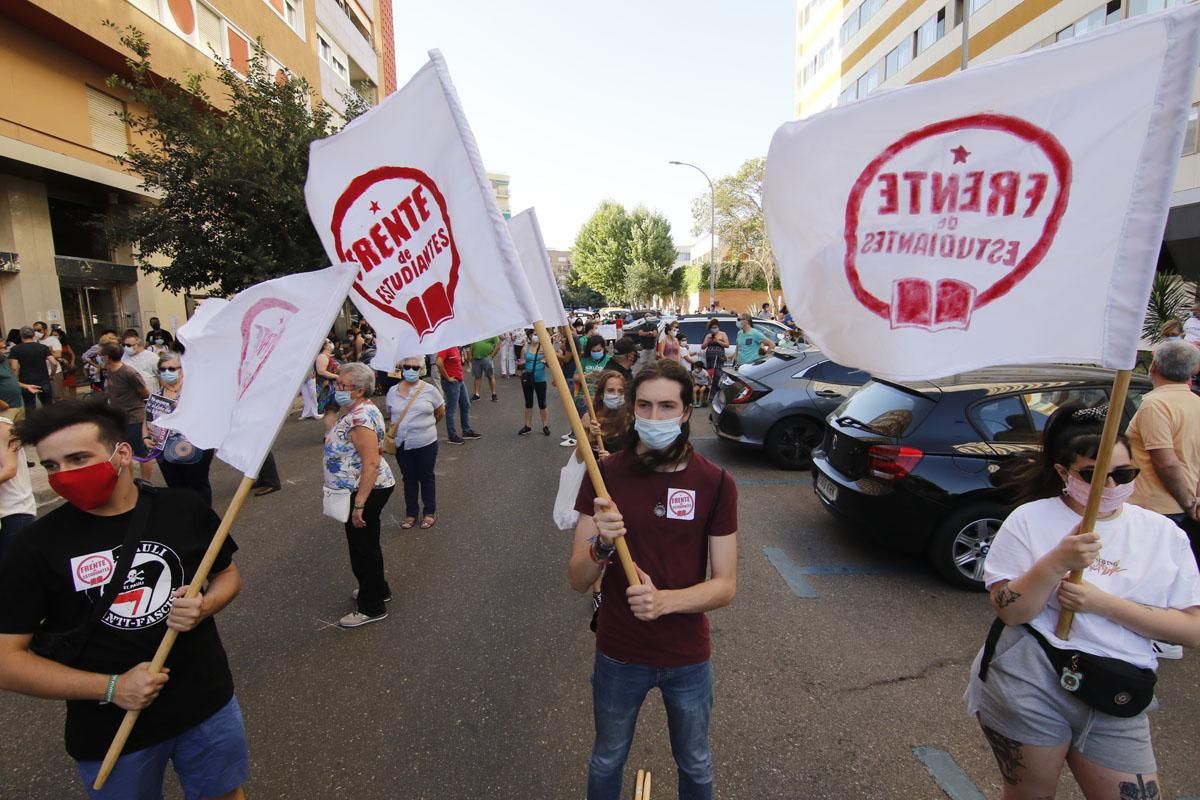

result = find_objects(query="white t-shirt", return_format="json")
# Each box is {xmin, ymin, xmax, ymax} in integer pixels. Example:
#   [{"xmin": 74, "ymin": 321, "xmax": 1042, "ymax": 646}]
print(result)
[
  {"xmin": 122, "ymin": 348, "xmax": 160, "ymax": 394},
  {"xmin": 1184, "ymin": 315, "xmax": 1200, "ymax": 343},
  {"xmin": 984, "ymin": 497, "xmax": 1200, "ymax": 669},
  {"xmin": 41, "ymin": 336, "xmax": 61, "ymax": 374},
  {"xmin": 385, "ymin": 381, "xmax": 444, "ymax": 451},
  {"xmin": 0, "ymin": 417, "xmax": 36, "ymax": 517}
]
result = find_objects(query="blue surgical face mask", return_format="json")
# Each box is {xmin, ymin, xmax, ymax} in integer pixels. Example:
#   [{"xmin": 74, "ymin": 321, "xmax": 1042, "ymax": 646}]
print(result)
[
  {"xmin": 159, "ymin": 370, "xmax": 179, "ymax": 385},
  {"xmin": 635, "ymin": 414, "xmax": 683, "ymax": 450},
  {"xmin": 591, "ymin": 350, "xmax": 604, "ymax": 360},
  {"xmin": 334, "ymin": 390, "xmax": 354, "ymax": 406},
  {"xmin": 602, "ymin": 394, "xmax": 625, "ymax": 410},
  {"xmin": 402, "ymin": 368, "xmax": 420, "ymax": 383}
]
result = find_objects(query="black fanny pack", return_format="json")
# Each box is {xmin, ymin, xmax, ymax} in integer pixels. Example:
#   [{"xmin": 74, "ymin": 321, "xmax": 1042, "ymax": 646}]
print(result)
[{"xmin": 979, "ymin": 618, "xmax": 1156, "ymax": 718}]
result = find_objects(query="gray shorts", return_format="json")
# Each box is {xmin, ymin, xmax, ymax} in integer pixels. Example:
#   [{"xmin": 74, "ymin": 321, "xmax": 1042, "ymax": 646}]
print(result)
[
  {"xmin": 471, "ymin": 358, "xmax": 493, "ymax": 378},
  {"xmin": 965, "ymin": 625, "xmax": 1157, "ymax": 775}
]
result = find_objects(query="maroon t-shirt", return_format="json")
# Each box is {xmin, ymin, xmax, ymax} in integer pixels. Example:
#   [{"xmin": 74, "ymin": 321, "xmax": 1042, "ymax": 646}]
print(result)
[
  {"xmin": 438, "ymin": 347, "xmax": 463, "ymax": 381},
  {"xmin": 575, "ymin": 448, "xmax": 738, "ymax": 667}
]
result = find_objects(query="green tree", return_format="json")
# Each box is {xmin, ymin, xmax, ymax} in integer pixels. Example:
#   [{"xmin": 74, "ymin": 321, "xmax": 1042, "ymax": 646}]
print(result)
[
  {"xmin": 690, "ymin": 157, "xmax": 778, "ymax": 309},
  {"xmin": 104, "ymin": 23, "xmax": 344, "ymax": 296},
  {"xmin": 625, "ymin": 207, "xmax": 676, "ymax": 305},
  {"xmin": 1143, "ymin": 272, "xmax": 1193, "ymax": 343},
  {"xmin": 561, "ymin": 267, "xmax": 607, "ymax": 309},
  {"xmin": 572, "ymin": 201, "xmax": 633, "ymax": 301}
]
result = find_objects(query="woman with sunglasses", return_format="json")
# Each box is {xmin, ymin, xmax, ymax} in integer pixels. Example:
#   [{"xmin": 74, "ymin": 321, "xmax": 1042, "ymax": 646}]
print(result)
[
  {"xmin": 966, "ymin": 403, "xmax": 1200, "ymax": 800},
  {"xmin": 142, "ymin": 351, "xmax": 215, "ymax": 505}
]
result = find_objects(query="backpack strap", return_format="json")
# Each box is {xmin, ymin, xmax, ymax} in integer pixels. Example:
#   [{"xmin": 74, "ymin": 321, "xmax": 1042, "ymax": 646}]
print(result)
[{"xmin": 977, "ymin": 617, "xmax": 1007, "ymax": 682}]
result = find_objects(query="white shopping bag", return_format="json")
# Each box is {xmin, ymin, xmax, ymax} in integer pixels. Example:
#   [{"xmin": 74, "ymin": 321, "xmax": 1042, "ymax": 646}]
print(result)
[{"xmin": 553, "ymin": 452, "xmax": 587, "ymax": 531}]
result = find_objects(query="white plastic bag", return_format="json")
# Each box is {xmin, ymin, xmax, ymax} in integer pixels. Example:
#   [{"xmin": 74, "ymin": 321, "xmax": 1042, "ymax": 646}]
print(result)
[{"xmin": 553, "ymin": 452, "xmax": 587, "ymax": 531}]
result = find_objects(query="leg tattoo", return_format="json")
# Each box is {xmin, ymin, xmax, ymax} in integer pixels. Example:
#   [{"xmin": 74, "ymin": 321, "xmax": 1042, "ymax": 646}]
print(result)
[
  {"xmin": 982, "ymin": 725, "xmax": 1025, "ymax": 786},
  {"xmin": 1119, "ymin": 776, "xmax": 1160, "ymax": 800}
]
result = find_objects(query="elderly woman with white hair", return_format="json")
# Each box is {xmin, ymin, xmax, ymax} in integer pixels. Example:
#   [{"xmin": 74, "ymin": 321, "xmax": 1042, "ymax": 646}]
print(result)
[
  {"xmin": 385, "ymin": 355, "xmax": 445, "ymax": 530},
  {"xmin": 324, "ymin": 361, "xmax": 396, "ymax": 629}
]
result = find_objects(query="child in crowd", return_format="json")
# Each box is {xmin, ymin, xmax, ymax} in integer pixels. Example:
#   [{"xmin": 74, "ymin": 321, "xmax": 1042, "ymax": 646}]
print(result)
[{"xmin": 691, "ymin": 359, "xmax": 709, "ymax": 407}]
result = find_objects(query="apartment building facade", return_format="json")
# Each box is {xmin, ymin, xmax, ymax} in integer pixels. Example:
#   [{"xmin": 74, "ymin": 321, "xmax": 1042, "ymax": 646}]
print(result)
[
  {"xmin": 0, "ymin": 0, "xmax": 394, "ymax": 346},
  {"xmin": 796, "ymin": 0, "xmax": 1199, "ymax": 274}
]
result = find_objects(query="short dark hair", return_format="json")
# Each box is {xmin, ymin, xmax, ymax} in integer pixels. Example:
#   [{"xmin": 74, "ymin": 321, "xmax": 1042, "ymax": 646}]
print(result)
[
  {"xmin": 586, "ymin": 334, "xmax": 606, "ymax": 352},
  {"xmin": 15, "ymin": 398, "xmax": 127, "ymax": 448},
  {"xmin": 33, "ymin": 320, "xmax": 47, "ymax": 329},
  {"xmin": 123, "ymin": 329, "xmax": 139, "ymax": 340},
  {"xmin": 613, "ymin": 337, "xmax": 637, "ymax": 356},
  {"xmin": 100, "ymin": 343, "xmax": 123, "ymax": 361}
]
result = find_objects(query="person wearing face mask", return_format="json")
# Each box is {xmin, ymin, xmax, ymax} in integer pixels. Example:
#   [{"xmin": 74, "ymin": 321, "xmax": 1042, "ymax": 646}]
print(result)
[
  {"xmin": 573, "ymin": 334, "xmax": 612, "ymax": 416},
  {"xmin": 142, "ymin": 352, "xmax": 214, "ymax": 506},
  {"xmin": 573, "ymin": 371, "xmax": 632, "ymax": 459},
  {"xmin": 121, "ymin": 333, "xmax": 160, "ymax": 396},
  {"xmin": 966, "ymin": 404, "xmax": 1200, "ymax": 800},
  {"xmin": 100, "ymin": 343, "xmax": 152, "ymax": 482},
  {"xmin": 700, "ymin": 318, "xmax": 729, "ymax": 391},
  {"xmin": 657, "ymin": 322, "xmax": 682, "ymax": 364},
  {"xmin": 9, "ymin": 326, "xmax": 53, "ymax": 410},
  {"xmin": 518, "ymin": 330, "xmax": 551, "ymax": 436},
  {"xmin": 569, "ymin": 360, "xmax": 739, "ymax": 800},
  {"xmin": 315, "ymin": 339, "xmax": 341, "ymax": 434},
  {"xmin": 0, "ymin": 399, "xmax": 248, "ymax": 800},
  {"xmin": 385, "ymin": 358, "xmax": 444, "ymax": 530}
]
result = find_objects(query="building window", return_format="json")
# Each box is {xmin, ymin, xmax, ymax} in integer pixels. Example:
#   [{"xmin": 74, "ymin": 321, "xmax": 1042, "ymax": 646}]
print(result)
[
  {"xmin": 227, "ymin": 27, "xmax": 250, "ymax": 74},
  {"xmin": 841, "ymin": 8, "xmax": 860, "ymax": 43},
  {"xmin": 284, "ymin": 0, "xmax": 298, "ymax": 28},
  {"xmin": 1130, "ymin": 0, "xmax": 1189, "ymax": 15},
  {"xmin": 897, "ymin": 31, "xmax": 915, "ymax": 69},
  {"xmin": 1183, "ymin": 105, "xmax": 1199, "ymax": 157},
  {"xmin": 197, "ymin": 2, "xmax": 224, "ymax": 58},
  {"xmin": 969, "ymin": 0, "xmax": 991, "ymax": 11},
  {"xmin": 885, "ymin": 46, "xmax": 900, "ymax": 78},
  {"xmin": 86, "ymin": 86, "xmax": 128, "ymax": 157},
  {"xmin": 317, "ymin": 30, "xmax": 349, "ymax": 81},
  {"xmin": 839, "ymin": 85, "xmax": 857, "ymax": 105}
]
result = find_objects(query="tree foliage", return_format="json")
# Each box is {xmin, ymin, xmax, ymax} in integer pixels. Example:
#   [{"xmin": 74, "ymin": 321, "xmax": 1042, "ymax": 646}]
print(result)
[
  {"xmin": 625, "ymin": 207, "xmax": 676, "ymax": 305},
  {"xmin": 104, "ymin": 23, "xmax": 346, "ymax": 296},
  {"xmin": 561, "ymin": 267, "xmax": 607, "ymax": 309},
  {"xmin": 690, "ymin": 157, "xmax": 777, "ymax": 308},
  {"xmin": 573, "ymin": 202, "xmax": 676, "ymax": 304},
  {"xmin": 1143, "ymin": 272, "xmax": 1194, "ymax": 343}
]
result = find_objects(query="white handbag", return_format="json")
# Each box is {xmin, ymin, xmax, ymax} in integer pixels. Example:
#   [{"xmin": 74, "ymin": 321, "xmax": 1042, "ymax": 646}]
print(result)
[
  {"xmin": 553, "ymin": 452, "xmax": 587, "ymax": 531},
  {"xmin": 322, "ymin": 486, "xmax": 352, "ymax": 523}
]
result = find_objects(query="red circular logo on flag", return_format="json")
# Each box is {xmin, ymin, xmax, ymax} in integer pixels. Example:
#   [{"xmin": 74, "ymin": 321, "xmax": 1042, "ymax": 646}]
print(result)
[
  {"xmin": 844, "ymin": 113, "xmax": 1072, "ymax": 331},
  {"xmin": 330, "ymin": 167, "xmax": 461, "ymax": 339}
]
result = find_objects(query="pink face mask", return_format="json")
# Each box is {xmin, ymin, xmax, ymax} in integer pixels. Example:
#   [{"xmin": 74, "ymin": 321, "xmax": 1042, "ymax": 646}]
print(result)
[{"xmin": 1064, "ymin": 472, "xmax": 1134, "ymax": 514}]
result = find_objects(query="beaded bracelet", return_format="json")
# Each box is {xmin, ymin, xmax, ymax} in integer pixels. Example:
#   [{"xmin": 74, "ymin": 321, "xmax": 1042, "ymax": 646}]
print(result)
[{"xmin": 101, "ymin": 674, "xmax": 119, "ymax": 705}]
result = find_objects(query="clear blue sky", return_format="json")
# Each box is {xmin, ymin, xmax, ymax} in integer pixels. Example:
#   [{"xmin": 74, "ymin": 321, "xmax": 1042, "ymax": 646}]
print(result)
[{"xmin": 393, "ymin": 0, "xmax": 796, "ymax": 250}]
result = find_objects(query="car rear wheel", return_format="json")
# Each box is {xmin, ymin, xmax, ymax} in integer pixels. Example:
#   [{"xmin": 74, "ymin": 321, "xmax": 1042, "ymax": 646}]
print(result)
[
  {"xmin": 928, "ymin": 503, "xmax": 1008, "ymax": 591},
  {"xmin": 764, "ymin": 417, "xmax": 824, "ymax": 471}
]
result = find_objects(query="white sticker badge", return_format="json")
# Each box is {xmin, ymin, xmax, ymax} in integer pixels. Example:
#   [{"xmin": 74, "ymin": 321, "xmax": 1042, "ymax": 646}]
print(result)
[
  {"xmin": 69, "ymin": 549, "xmax": 116, "ymax": 592},
  {"xmin": 666, "ymin": 488, "xmax": 696, "ymax": 521}
]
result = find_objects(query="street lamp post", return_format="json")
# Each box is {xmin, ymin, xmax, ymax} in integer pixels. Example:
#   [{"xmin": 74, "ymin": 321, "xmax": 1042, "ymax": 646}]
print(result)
[{"xmin": 669, "ymin": 160, "xmax": 716, "ymax": 311}]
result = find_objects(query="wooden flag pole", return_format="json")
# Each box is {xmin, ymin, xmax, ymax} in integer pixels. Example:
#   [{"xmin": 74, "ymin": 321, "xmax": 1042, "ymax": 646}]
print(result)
[
  {"xmin": 635, "ymin": 769, "xmax": 645, "ymax": 800},
  {"xmin": 533, "ymin": 320, "xmax": 639, "ymax": 586},
  {"xmin": 93, "ymin": 474, "xmax": 256, "ymax": 789},
  {"xmin": 562, "ymin": 325, "xmax": 605, "ymax": 451},
  {"xmin": 1054, "ymin": 369, "xmax": 1133, "ymax": 639}
]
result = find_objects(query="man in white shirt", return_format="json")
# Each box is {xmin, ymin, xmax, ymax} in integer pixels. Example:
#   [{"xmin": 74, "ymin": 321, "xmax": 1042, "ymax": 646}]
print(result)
[
  {"xmin": 1184, "ymin": 303, "xmax": 1200, "ymax": 344},
  {"xmin": 121, "ymin": 332, "xmax": 160, "ymax": 395}
]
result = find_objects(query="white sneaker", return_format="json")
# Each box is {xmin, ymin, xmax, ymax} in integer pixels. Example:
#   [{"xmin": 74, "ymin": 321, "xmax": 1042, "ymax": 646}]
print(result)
[
  {"xmin": 560, "ymin": 433, "xmax": 573, "ymax": 440},
  {"xmin": 559, "ymin": 437, "xmax": 577, "ymax": 447},
  {"xmin": 1153, "ymin": 641, "xmax": 1184, "ymax": 660},
  {"xmin": 339, "ymin": 610, "xmax": 388, "ymax": 629}
]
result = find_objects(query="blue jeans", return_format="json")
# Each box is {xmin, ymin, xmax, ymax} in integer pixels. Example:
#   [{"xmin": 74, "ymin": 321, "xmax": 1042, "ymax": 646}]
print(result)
[
  {"xmin": 587, "ymin": 652, "xmax": 714, "ymax": 800},
  {"xmin": 441, "ymin": 379, "xmax": 471, "ymax": 438}
]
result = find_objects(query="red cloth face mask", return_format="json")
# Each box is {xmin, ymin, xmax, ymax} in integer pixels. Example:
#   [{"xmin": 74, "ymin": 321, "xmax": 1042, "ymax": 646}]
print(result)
[{"xmin": 48, "ymin": 449, "xmax": 120, "ymax": 511}]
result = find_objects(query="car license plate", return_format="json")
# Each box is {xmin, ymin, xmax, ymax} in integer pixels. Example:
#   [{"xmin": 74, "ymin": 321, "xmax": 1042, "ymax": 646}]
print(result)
[{"xmin": 816, "ymin": 474, "xmax": 839, "ymax": 503}]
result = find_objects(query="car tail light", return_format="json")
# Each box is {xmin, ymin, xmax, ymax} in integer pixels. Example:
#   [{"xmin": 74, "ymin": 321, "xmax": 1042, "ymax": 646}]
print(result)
[
  {"xmin": 867, "ymin": 444, "xmax": 923, "ymax": 480},
  {"xmin": 728, "ymin": 377, "xmax": 769, "ymax": 405}
]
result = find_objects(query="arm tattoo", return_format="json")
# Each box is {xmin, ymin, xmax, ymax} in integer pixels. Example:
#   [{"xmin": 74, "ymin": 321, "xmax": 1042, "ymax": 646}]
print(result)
[
  {"xmin": 981, "ymin": 725, "xmax": 1024, "ymax": 786},
  {"xmin": 1119, "ymin": 776, "xmax": 1160, "ymax": 799},
  {"xmin": 992, "ymin": 585, "xmax": 1023, "ymax": 609}
]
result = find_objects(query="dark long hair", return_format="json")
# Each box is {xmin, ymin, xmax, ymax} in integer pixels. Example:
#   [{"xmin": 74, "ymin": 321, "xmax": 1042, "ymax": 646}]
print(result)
[
  {"xmin": 623, "ymin": 360, "xmax": 695, "ymax": 472},
  {"xmin": 593, "ymin": 369, "xmax": 632, "ymax": 445},
  {"xmin": 1002, "ymin": 402, "xmax": 1127, "ymax": 505}
]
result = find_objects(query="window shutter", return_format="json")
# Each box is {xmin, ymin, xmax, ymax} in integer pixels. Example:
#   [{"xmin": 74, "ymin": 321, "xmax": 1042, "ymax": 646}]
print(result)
[{"xmin": 87, "ymin": 87, "xmax": 127, "ymax": 157}]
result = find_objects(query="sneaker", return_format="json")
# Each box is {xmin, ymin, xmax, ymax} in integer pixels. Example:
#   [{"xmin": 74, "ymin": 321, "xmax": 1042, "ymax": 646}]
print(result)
[
  {"xmin": 1153, "ymin": 641, "xmax": 1184, "ymax": 660},
  {"xmin": 560, "ymin": 433, "xmax": 573, "ymax": 440},
  {"xmin": 448, "ymin": 436, "xmax": 465, "ymax": 445},
  {"xmin": 462, "ymin": 429, "xmax": 482, "ymax": 439},
  {"xmin": 491, "ymin": 394, "xmax": 498, "ymax": 402},
  {"xmin": 471, "ymin": 393, "xmax": 481, "ymax": 401},
  {"xmin": 518, "ymin": 426, "xmax": 532, "ymax": 435},
  {"xmin": 351, "ymin": 589, "xmax": 392, "ymax": 603},
  {"xmin": 543, "ymin": 426, "xmax": 551, "ymax": 436},
  {"xmin": 560, "ymin": 437, "xmax": 576, "ymax": 447},
  {"xmin": 339, "ymin": 610, "xmax": 388, "ymax": 628}
]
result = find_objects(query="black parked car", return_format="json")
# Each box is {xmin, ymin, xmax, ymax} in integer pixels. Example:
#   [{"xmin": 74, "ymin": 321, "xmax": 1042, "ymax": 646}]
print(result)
[
  {"xmin": 711, "ymin": 349, "xmax": 869, "ymax": 469},
  {"xmin": 810, "ymin": 365, "xmax": 1151, "ymax": 591}
]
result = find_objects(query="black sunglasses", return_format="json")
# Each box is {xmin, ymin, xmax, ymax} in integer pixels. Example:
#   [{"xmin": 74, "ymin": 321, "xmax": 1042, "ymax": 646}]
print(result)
[{"xmin": 1073, "ymin": 466, "xmax": 1140, "ymax": 486}]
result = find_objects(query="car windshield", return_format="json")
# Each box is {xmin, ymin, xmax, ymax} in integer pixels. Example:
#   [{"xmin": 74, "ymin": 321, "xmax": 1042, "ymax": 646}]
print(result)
[{"xmin": 835, "ymin": 381, "xmax": 936, "ymax": 438}]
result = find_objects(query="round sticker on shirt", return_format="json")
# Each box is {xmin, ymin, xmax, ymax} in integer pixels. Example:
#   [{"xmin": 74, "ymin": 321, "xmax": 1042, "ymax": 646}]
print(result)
[
  {"xmin": 667, "ymin": 489, "xmax": 696, "ymax": 521},
  {"xmin": 97, "ymin": 541, "xmax": 185, "ymax": 631}
]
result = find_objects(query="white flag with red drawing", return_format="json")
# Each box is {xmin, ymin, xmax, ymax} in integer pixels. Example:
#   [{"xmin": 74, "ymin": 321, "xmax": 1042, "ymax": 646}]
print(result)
[
  {"xmin": 508, "ymin": 208, "xmax": 568, "ymax": 328},
  {"xmin": 304, "ymin": 50, "xmax": 540, "ymax": 370},
  {"xmin": 764, "ymin": 7, "xmax": 1200, "ymax": 382},
  {"xmin": 154, "ymin": 265, "xmax": 357, "ymax": 476}
]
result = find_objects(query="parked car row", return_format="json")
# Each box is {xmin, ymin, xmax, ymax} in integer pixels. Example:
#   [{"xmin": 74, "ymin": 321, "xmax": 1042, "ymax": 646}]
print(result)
[{"xmin": 711, "ymin": 353, "xmax": 1150, "ymax": 591}]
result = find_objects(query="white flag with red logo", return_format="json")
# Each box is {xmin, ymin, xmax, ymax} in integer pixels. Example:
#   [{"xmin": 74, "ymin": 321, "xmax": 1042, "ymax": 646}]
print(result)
[
  {"xmin": 304, "ymin": 50, "xmax": 540, "ymax": 370},
  {"xmin": 154, "ymin": 265, "xmax": 357, "ymax": 476},
  {"xmin": 764, "ymin": 7, "xmax": 1200, "ymax": 382},
  {"xmin": 508, "ymin": 208, "xmax": 568, "ymax": 328}
]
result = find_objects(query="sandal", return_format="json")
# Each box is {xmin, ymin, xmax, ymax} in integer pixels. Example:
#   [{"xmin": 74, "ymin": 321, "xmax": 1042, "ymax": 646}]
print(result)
[
  {"xmin": 400, "ymin": 517, "xmax": 417, "ymax": 529},
  {"xmin": 419, "ymin": 515, "xmax": 436, "ymax": 529}
]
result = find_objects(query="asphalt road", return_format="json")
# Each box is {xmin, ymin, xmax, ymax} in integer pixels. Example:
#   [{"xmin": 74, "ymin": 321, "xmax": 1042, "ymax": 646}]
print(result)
[{"xmin": 3, "ymin": 376, "xmax": 1199, "ymax": 799}]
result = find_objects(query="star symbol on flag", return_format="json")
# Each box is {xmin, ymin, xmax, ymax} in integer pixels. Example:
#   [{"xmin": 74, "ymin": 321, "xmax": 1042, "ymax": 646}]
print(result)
[
  {"xmin": 950, "ymin": 145, "xmax": 971, "ymax": 164},
  {"xmin": 369, "ymin": 200, "xmax": 381, "ymax": 214}
]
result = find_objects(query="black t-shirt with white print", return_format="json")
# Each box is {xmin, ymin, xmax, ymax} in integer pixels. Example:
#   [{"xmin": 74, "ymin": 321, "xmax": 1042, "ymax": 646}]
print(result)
[{"xmin": 0, "ymin": 487, "xmax": 238, "ymax": 761}]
